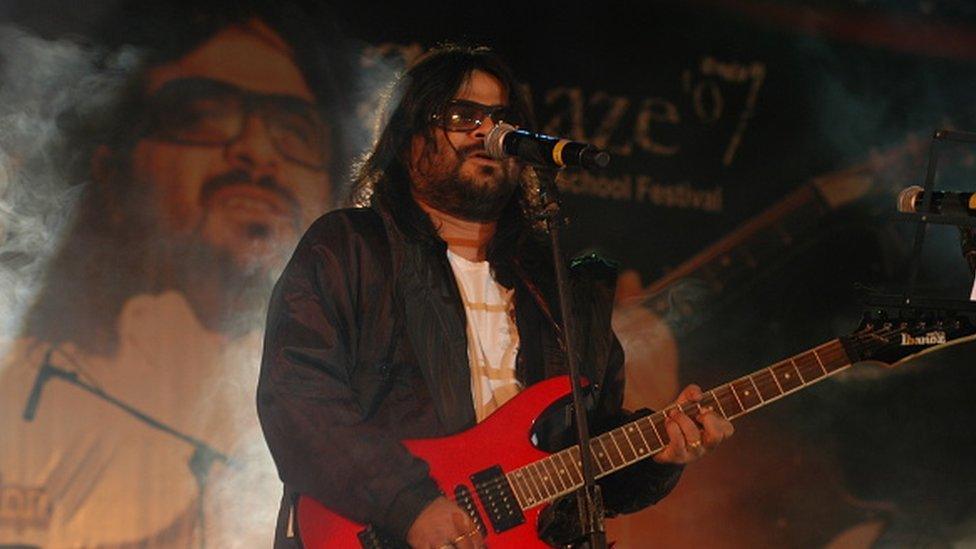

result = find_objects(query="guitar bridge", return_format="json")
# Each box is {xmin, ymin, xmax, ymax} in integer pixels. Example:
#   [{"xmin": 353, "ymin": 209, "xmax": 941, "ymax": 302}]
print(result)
[{"xmin": 471, "ymin": 465, "xmax": 525, "ymax": 533}]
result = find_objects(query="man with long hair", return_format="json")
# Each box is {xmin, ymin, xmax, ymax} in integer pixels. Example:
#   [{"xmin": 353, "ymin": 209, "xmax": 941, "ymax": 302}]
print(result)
[
  {"xmin": 0, "ymin": 2, "xmax": 344, "ymax": 546},
  {"xmin": 259, "ymin": 45, "xmax": 733, "ymax": 548}
]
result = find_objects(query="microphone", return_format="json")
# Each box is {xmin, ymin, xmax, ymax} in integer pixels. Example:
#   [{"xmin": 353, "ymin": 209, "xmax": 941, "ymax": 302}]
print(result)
[
  {"xmin": 23, "ymin": 349, "xmax": 55, "ymax": 421},
  {"xmin": 897, "ymin": 185, "xmax": 976, "ymax": 216},
  {"xmin": 486, "ymin": 123, "xmax": 610, "ymax": 171}
]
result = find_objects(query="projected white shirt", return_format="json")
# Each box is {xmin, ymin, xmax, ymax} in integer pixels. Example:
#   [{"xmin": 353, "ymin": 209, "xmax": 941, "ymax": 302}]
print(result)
[{"xmin": 0, "ymin": 292, "xmax": 276, "ymax": 548}]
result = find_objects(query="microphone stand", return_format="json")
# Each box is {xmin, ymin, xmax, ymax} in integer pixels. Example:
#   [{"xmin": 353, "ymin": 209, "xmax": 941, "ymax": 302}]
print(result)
[
  {"xmin": 533, "ymin": 166, "xmax": 607, "ymax": 549},
  {"xmin": 32, "ymin": 350, "xmax": 229, "ymax": 549}
]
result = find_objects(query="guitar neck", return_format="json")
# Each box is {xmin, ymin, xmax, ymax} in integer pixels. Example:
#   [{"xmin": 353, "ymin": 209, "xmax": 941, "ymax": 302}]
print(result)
[{"xmin": 505, "ymin": 338, "xmax": 856, "ymax": 511}]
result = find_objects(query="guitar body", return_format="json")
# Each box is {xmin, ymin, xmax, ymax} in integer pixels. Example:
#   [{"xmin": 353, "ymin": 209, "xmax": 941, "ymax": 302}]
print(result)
[{"xmin": 297, "ymin": 376, "xmax": 574, "ymax": 549}]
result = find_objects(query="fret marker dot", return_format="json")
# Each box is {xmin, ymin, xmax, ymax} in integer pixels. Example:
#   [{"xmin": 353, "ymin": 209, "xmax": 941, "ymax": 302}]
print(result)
[
  {"xmin": 744, "ymin": 391, "xmax": 750, "ymax": 396},
  {"xmin": 639, "ymin": 448, "xmax": 645, "ymax": 454}
]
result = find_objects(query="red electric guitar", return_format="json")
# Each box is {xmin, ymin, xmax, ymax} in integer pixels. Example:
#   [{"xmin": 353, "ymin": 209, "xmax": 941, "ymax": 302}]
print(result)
[{"xmin": 297, "ymin": 311, "xmax": 975, "ymax": 548}]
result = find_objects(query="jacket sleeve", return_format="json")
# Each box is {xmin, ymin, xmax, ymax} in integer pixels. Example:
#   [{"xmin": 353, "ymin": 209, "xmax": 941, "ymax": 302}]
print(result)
[
  {"xmin": 256, "ymin": 214, "xmax": 440, "ymax": 541},
  {"xmin": 573, "ymin": 256, "xmax": 683, "ymax": 515},
  {"xmin": 595, "ymin": 335, "xmax": 683, "ymax": 516}
]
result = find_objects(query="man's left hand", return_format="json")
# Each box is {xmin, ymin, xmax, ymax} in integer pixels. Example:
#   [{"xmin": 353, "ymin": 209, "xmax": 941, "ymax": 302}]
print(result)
[{"xmin": 652, "ymin": 384, "xmax": 734, "ymax": 465}]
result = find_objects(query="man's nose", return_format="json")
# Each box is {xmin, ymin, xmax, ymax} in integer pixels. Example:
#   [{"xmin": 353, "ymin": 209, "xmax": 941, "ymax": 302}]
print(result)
[
  {"xmin": 472, "ymin": 116, "xmax": 496, "ymax": 141},
  {"xmin": 224, "ymin": 113, "xmax": 281, "ymax": 176}
]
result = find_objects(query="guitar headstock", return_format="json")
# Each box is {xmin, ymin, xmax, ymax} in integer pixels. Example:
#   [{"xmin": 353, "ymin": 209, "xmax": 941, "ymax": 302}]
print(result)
[{"xmin": 845, "ymin": 308, "xmax": 976, "ymax": 367}]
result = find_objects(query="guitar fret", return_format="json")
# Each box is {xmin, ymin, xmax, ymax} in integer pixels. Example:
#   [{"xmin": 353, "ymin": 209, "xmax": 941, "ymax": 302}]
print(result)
[
  {"xmin": 610, "ymin": 427, "xmax": 637, "ymax": 463},
  {"xmin": 752, "ymin": 369, "xmax": 781, "ymax": 401},
  {"xmin": 539, "ymin": 456, "xmax": 565, "ymax": 494},
  {"xmin": 568, "ymin": 446, "xmax": 584, "ymax": 482},
  {"xmin": 523, "ymin": 465, "xmax": 545, "ymax": 503},
  {"xmin": 613, "ymin": 425, "xmax": 640, "ymax": 463},
  {"xmin": 538, "ymin": 458, "xmax": 560, "ymax": 494},
  {"xmin": 706, "ymin": 390, "xmax": 728, "ymax": 419},
  {"xmin": 550, "ymin": 453, "xmax": 568, "ymax": 490},
  {"xmin": 611, "ymin": 428, "xmax": 638, "ymax": 462},
  {"xmin": 640, "ymin": 416, "xmax": 665, "ymax": 449},
  {"xmin": 530, "ymin": 462, "xmax": 555, "ymax": 498},
  {"xmin": 717, "ymin": 385, "xmax": 745, "ymax": 417},
  {"xmin": 513, "ymin": 468, "xmax": 538, "ymax": 506},
  {"xmin": 729, "ymin": 384, "xmax": 746, "ymax": 414},
  {"xmin": 812, "ymin": 349, "xmax": 828, "ymax": 375},
  {"xmin": 732, "ymin": 379, "xmax": 762, "ymax": 411},
  {"xmin": 560, "ymin": 450, "xmax": 583, "ymax": 486},
  {"xmin": 819, "ymin": 341, "xmax": 850, "ymax": 372},
  {"xmin": 552, "ymin": 452, "xmax": 575, "ymax": 490},
  {"xmin": 796, "ymin": 356, "xmax": 815, "ymax": 383},
  {"xmin": 506, "ymin": 472, "xmax": 528, "ymax": 509},
  {"xmin": 548, "ymin": 457, "xmax": 569, "ymax": 493},
  {"xmin": 592, "ymin": 438, "xmax": 613, "ymax": 473},
  {"xmin": 602, "ymin": 432, "xmax": 626, "ymax": 466},
  {"xmin": 776, "ymin": 360, "xmax": 803, "ymax": 391},
  {"xmin": 623, "ymin": 423, "xmax": 648, "ymax": 459},
  {"xmin": 768, "ymin": 366, "xmax": 785, "ymax": 393},
  {"xmin": 747, "ymin": 376, "xmax": 765, "ymax": 402},
  {"xmin": 652, "ymin": 413, "xmax": 671, "ymax": 446}
]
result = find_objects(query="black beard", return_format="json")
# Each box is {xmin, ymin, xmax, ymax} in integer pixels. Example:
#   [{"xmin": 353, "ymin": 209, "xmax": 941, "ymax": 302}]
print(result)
[
  {"xmin": 413, "ymin": 157, "xmax": 517, "ymax": 222},
  {"xmin": 169, "ymin": 233, "xmax": 275, "ymax": 336}
]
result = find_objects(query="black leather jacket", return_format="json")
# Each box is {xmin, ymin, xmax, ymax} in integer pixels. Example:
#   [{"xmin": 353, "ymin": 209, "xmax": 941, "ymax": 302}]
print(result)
[{"xmin": 257, "ymin": 204, "xmax": 681, "ymax": 546}]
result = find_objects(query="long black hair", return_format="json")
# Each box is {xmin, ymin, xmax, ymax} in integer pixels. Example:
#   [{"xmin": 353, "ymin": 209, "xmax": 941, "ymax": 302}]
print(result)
[{"xmin": 349, "ymin": 44, "xmax": 543, "ymax": 282}]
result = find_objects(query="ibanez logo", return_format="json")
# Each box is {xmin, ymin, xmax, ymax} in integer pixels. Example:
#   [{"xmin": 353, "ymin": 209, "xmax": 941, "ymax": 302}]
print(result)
[{"xmin": 900, "ymin": 331, "xmax": 947, "ymax": 346}]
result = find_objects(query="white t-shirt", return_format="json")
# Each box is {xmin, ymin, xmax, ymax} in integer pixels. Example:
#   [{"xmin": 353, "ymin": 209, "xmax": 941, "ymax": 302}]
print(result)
[
  {"xmin": 446, "ymin": 250, "xmax": 522, "ymax": 422},
  {"xmin": 0, "ymin": 291, "xmax": 278, "ymax": 548}
]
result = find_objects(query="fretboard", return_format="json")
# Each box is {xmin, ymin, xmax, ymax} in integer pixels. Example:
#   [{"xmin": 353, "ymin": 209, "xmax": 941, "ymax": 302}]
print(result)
[{"xmin": 504, "ymin": 338, "xmax": 854, "ymax": 510}]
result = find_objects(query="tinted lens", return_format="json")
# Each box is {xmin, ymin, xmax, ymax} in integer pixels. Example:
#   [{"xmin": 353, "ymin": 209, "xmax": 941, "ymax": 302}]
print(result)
[
  {"xmin": 441, "ymin": 102, "xmax": 485, "ymax": 131},
  {"xmin": 146, "ymin": 78, "xmax": 329, "ymax": 170},
  {"xmin": 151, "ymin": 78, "xmax": 242, "ymax": 143},
  {"xmin": 489, "ymin": 107, "xmax": 520, "ymax": 126},
  {"xmin": 263, "ymin": 99, "xmax": 329, "ymax": 170}
]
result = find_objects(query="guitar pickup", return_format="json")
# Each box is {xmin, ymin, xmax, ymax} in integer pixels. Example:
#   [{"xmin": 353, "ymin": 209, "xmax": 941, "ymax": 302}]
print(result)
[{"xmin": 471, "ymin": 465, "xmax": 525, "ymax": 534}]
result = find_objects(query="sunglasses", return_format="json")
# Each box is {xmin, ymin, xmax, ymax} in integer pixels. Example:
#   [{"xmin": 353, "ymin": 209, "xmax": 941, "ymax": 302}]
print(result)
[
  {"xmin": 143, "ymin": 77, "xmax": 329, "ymax": 171},
  {"xmin": 431, "ymin": 100, "xmax": 521, "ymax": 132}
]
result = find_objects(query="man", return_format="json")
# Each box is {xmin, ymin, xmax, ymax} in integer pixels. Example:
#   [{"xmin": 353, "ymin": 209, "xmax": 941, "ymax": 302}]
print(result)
[
  {"xmin": 0, "ymin": 2, "xmax": 342, "ymax": 546},
  {"xmin": 24, "ymin": 1, "xmax": 343, "ymax": 350},
  {"xmin": 258, "ymin": 45, "xmax": 733, "ymax": 548}
]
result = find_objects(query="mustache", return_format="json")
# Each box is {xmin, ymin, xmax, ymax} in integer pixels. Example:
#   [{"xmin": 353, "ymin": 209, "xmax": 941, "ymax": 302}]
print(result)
[
  {"xmin": 457, "ymin": 143, "xmax": 491, "ymax": 158},
  {"xmin": 198, "ymin": 169, "xmax": 302, "ymax": 220}
]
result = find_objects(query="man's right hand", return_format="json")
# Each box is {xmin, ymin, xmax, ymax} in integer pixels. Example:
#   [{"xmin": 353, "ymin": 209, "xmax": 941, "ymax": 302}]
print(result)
[{"xmin": 406, "ymin": 496, "xmax": 485, "ymax": 549}]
